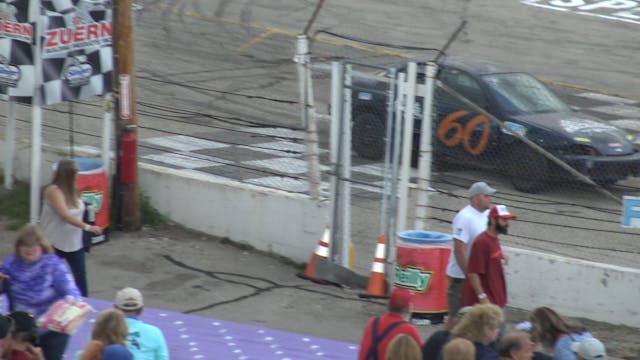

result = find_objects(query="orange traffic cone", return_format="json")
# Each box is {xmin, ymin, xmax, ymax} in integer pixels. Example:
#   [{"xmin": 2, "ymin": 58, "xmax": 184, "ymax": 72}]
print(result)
[
  {"xmin": 297, "ymin": 227, "xmax": 331, "ymax": 283},
  {"xmin": 359, "ymin": 234, "xmax": 388, "ymax": 298}
]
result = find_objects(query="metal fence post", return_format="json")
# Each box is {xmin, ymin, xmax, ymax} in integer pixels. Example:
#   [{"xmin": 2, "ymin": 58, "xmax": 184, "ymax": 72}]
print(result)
[{"xmin": 414, "ymin": 61, "xmax": 438, "ymax": 229}]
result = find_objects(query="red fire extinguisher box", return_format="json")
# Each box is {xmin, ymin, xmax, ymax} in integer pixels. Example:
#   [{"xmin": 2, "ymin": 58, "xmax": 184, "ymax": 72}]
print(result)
[{"xmin": 75, "ymin": 158, "xmax": 109, "ymax": 245}]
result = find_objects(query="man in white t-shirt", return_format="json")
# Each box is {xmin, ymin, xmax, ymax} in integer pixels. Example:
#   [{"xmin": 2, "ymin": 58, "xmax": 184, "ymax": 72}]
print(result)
[{"xmin": 444, "ymin": 181, "xmax": 495, "ymax": 329}]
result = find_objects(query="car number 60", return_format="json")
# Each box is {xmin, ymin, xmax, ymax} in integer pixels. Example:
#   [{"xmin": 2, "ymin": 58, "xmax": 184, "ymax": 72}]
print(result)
[{"xmin": 438, "ymin": 111, "xmax": 491, "ymax": 155}]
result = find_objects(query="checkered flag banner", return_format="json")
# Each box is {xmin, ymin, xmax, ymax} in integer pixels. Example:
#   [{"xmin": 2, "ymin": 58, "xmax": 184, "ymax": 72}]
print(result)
[
  {"xmin": 0, "ymin": 0, "xmax": 112, "ymax": 105},
  {"xmin": 0, "ymin": 0, "xmax": 36, "ymax": 103},
  {"xmin": 40, "ymin": 0, "xmax": 112, "ymax": 105}
]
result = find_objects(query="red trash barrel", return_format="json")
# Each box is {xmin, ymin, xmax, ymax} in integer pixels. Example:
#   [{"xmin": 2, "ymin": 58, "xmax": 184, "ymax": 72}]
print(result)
[
  {"xmin": 394, "ymin": 230, "xmax": 452, "ymax": 324},
  {"xmin": 75, "ymin": 158, "xmax": 109, "ymax": 245}
]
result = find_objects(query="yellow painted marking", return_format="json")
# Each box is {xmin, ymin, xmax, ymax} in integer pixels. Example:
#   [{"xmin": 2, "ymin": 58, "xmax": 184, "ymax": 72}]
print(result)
[
  {"xmin": 155, "ymin": 5, "xmax": 638, "ymax": 100},
  {"xmin": 237, "ymin": 29, "xmax": 277, "ymax": 52},
  {"xmin": 153, "ymin": 5, "xmax": 411, "ymax": 57}
]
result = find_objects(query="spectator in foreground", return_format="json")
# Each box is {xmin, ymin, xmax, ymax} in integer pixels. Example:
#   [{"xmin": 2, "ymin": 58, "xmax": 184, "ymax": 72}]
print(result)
[
  {"xmin": 385, "ymin": 334, "xmax": 422, "ymax": 360},
  {"xmin": 0, "ymin": 224, "xmax": 82, "ymax": 360},
  {"xmin": 571, "ymin": 338, "xmax": 607, "ymax": 360},
  {"xmin": 461, "ymin": 205, "xmax": 516, "ymax": 308},
  {"xmin": 78, "ymin": 308, "xmax": 132, "ymax": 360},
  {"xmin": 422, "ymin": 306, "xmax": 473, "ymax": 360},
  {"xmin": 41, "ymin": 159, "xmax": 102, "ymax": 297},
  {"xmin": 114, "ymin": 287, "xmax": 170, "ymax": 360},
  {"xmin": 529, "ymin": 307, "xmax": 594, "ymax": 360},
  {"xmin": 442, "ymin": 337, "xmax": 476, "ymax": 360},
  {"xmin": 0, "ymin": 315, "xmax": 14, "ymax": 359},
  {"xmin": 498, "ymin": 332, "xmax": 534, "ymax": 360},
  {"xmin": 450, "ymin": 303, "xmax": 503, "ymax": 360},
  {"xmin": 7, "ymin": 311, "xmax": 44, "ymax": 360},
  {"xmin": 445, "ymin": 181, "xmax": 495, "ymax": 330},
  {"xmin": 358, "ymin": 288, "xmax": 422, "ymax": 360}
]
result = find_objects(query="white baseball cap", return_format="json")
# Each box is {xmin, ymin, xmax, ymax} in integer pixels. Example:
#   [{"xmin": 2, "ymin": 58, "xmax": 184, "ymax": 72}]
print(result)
[{"xmin": 571, "ymin": 338, "xmax": 606, "ymax": 360}]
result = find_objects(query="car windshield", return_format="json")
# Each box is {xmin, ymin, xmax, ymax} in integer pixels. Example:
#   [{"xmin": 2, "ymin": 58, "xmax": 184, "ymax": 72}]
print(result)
[{"xmin": 482, "ymin": 73, "xmax": 571, "ymax": 115}]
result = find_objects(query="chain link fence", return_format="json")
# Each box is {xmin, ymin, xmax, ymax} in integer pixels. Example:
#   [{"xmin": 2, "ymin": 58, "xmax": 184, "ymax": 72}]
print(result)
[{"xmin": 319, "ymin": 58, "xmax": 640, "ymax": 275}]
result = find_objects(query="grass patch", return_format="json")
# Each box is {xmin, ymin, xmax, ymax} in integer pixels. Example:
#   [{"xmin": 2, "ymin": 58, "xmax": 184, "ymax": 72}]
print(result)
[
  {"xmin": 0, "ymin": 182, "xmax": 30, "ymax": 230},
  {"xmin": 0, "ymin": 180, "xmax": 165, "ymax": 229},
  {"xmin": 140, "ymin": 192, "xmax": 166, "ymax": 226}
]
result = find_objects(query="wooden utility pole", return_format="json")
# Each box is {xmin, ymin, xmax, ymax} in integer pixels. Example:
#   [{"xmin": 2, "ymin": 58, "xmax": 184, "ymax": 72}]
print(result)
[{"xmin": 114, "ymin": 0, "xmax": 140, "ymax": 229}]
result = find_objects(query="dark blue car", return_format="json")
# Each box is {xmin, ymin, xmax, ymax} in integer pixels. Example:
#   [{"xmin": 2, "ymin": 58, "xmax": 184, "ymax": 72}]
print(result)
[{"xmin": 351, "ymin": 57, "xmax": 640, "ymax": 192}]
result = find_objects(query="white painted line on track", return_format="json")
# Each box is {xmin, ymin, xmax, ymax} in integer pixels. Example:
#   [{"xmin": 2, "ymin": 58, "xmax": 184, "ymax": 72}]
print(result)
[
  {"xmin": 575, "ymin": 93, "xmax": 638, "ymax": 105},
  {"xmin": 609, "ymin": 119, "xmax": 640, "ymax": 132},
  {"xmin": 241, "ymin": 127, "xmax": 305, "ymax": 140},
  {"xmin": 589, "ymin": 105, "xmax": 640, "ymax": 118},
  {"xmin": 142, "ymin": 135, "xmax": 229, "ymax": 152},
  {"xmin": 142, "ymin": 153, "xmax": 225, "ymax": 169},
  {"xmin": 242, "ymin": 158, "xmax": 329, "ymax": 174}
]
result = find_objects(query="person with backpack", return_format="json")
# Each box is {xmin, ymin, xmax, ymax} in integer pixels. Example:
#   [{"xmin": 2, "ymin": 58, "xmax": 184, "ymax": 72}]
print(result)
[{"xmin": 358, "ymin": 288, "xmax": 421, "ymax": 360}]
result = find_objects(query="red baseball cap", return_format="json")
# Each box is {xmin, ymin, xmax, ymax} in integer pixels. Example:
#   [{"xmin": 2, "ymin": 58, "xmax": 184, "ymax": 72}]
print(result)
[
  {"xmin": 489, "ymin": 205, "xmax": 517, "ymax": 219},
  {"xmin": 388, "ymin": 288, "xmax": 412, "ymax": 310}
]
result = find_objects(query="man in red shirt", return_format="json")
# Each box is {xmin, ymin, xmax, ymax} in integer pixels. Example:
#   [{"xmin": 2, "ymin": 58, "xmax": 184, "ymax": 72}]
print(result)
[
  {"xmin": 461, "ymin": 205, "xmax": 516, "ymax": 308},
  {"xmin": 358, "ymin": 288, "xmax": 422, "ymax": 360}
]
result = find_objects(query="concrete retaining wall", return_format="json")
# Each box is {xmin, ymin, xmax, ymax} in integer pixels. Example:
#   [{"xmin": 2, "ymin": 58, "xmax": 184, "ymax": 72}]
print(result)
[
  {"xmin": 504, "ymin": 246, "xmax": 640, "ymax": 328},
  {"xmin": 1, "ymin": 141, "xmax": 638, "ymax": 328},
  {"xmin": 138, "ymin": 163, "xmax": 329, "ymax": 263}
]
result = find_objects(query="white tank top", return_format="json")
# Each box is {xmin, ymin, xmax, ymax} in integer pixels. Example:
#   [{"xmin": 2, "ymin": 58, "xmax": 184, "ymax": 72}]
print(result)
[{"xmin": 40, "ymin": 200, "xmax": 85, "ymax": 252}]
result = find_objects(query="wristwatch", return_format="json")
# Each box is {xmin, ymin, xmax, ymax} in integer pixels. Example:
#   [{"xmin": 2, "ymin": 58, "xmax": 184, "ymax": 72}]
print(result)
[{"xmin": 477, "ymin": 293, "xmax": 487, "ymax": 300}]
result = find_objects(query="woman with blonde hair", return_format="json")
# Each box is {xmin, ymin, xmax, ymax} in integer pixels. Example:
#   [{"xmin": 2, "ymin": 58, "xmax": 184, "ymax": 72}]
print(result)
[
  {"xmin": 41, "ymin": 159, "xmax": 102, "ymax": 297},
  {"xmin": 0, "ymin": 224, "xmax": 82, "ymax": 360},
  {"xmin": 385, "ymin": 334, "xmax": 422, "ymax": 360},
  {"xmin": 529, "ymin": 307, "xmax": 593, "ymax": 360},
  {"xmin": 79, "ymin": 309, "xmax": 132, "ymax": 360},
  {"xmin": 443, "ymin": 337, "xmax": 476, "ymax": 360},
  {"xmin": 450, "ymin": 303, "xmax": 503, "ymax": 360}
]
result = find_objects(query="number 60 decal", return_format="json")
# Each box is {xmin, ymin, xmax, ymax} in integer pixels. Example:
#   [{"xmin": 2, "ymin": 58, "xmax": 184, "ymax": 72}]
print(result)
[{"xmin": 438, "ymin": 110, "xmax": 491, "ymax": 155}]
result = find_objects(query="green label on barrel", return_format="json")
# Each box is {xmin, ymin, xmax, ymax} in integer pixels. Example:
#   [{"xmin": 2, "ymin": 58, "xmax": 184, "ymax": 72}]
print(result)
[
  {"xmin": 81, "ymin": 191, "xmax": 104, "ymax": 211},
  {"xmin": 394, "ymin": 265, "xmax": 433, "ymax": 293}
]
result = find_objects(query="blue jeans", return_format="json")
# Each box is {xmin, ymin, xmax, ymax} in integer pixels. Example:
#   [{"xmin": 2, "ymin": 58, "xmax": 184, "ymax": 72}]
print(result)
[
  {"xmin": 39, "ymin": 330, "xmax": 70, "ymax": 360},
  {"xmin": 55, "ymin": 248, "xmax": 88, "ymax": 296}
]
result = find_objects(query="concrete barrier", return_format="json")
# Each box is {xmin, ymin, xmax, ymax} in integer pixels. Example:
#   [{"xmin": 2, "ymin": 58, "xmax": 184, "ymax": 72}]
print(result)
[
  {"xmin": 138, "ymin": 163, "xmax": 329, "ymax": 263},
  {"xmin": 504, "ymin": 246, "xmax": 640, "ymax": 328},
  {"xmin": 1, "ymin": 141, "xmax": 638, "ymax": 328}
]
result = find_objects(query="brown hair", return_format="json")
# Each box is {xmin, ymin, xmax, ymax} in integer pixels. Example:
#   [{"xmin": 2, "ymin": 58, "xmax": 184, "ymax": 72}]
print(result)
[
  {"xmin": 385, "ymin": 334, "xmax": 421, "ymax": 360},
  {"xmin": 451, "ymin": 303, "xmax": 504, "ymax": 343},
  {"xmin": 443, "ymin": 337, "xmax": 476, "ymax": 360},
  {"xmin": 91, "ymin": 309, "xmax": 129, "ymax": 345},
  {"xmin": 529, "ymin": 307, "xmax": 586, "ymax": 348},
  {"xmin": 53, "ymin": 159, "xmax": 80, "ymax": 209},
  {"xmin": 499, "ymin": 332, "xmax": 530, "ymax": 358},
  {"xmin": 13, "ymin": 224, "xmax": 54, "ymax": 257}
]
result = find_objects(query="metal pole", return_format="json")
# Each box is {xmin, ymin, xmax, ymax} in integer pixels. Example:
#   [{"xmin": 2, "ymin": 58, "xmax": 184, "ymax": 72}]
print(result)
[
  {"xmin": 29, "ymin": 0, "xmax": 42, "ymax": 224},
  {"xmin": 396, "ymin": 62, "xmax": 417, "ymax": 234},
  {"xmin": 4, "ymin": 101, "xmax": 16, "ymax": 190},
  {"xmin": 341, "ymin": 64, "xmax": 352, "ymax": 268},
  {"xmin": 115, "ymin": 0, "xmax": 140, "ymax": 229},
  {"xmin": 380, "ymin": 68, "xmax": 397, "ymax": 239},
  {"xmin": 295, "ymin": 35, "xmax": 321, "ymax": 199},
  {"xmin": 414, "ymin": 62, "xmax": 438, "ymax": 229},
  {"xmin": 295, "ymin": 35, "xmax": 310, "ymax": 129},
  {"xmin": 102, "ymin": 94, "xmax": 113, "ymax": 175},
  {"xmin": 329, "ymin": 62, "xmax": 344, "ymax": 261},
  {"xmin": 387, "ymin": 72, "xmax": 405, "ymax": 270}
]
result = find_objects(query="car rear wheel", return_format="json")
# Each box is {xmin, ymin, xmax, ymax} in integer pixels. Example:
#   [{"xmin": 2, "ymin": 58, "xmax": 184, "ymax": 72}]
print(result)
[
  {"xmin": 507, "ymin": 144, "xmax": 549, "ymax": 193},
  {"xmin": 352, "ymin": 111, "xmax": 385, "ymax": 160}
]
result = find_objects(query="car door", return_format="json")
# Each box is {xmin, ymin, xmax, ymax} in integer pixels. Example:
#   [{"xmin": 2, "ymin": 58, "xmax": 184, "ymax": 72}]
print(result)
[{"xmin": 435, "ymin": 67, "xmax": 498, "ymax": 165}]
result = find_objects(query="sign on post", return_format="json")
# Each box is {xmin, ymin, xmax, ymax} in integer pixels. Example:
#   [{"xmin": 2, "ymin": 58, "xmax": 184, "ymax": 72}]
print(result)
[
  {"xmin": 119, "ymin": 74, "xmax": 131, "ymax": 120},
  {"xmin": 622, "ymin": 196, "xmax": 640, "ymax": 227}
]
